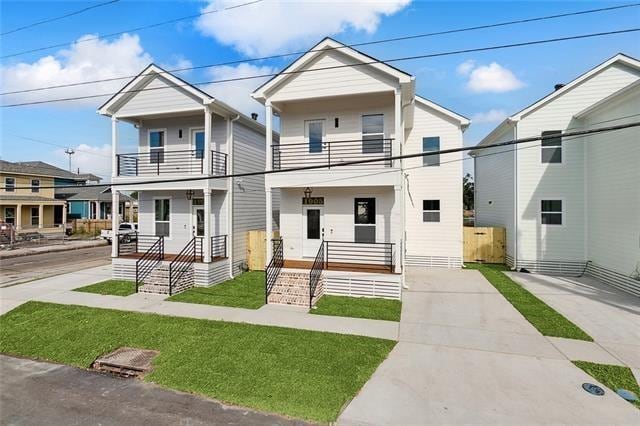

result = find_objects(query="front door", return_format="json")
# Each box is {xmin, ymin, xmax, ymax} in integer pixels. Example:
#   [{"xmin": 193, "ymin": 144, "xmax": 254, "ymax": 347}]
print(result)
[
  {"xmin": 302, "ymin": 206, "xmax": 323, "ymax": 257},
  {"xmin": 192, "ymin": 206, "xmax": 205, "ymax": 237}
]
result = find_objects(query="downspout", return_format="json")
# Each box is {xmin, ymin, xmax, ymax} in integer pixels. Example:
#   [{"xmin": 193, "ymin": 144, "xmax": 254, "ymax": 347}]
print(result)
[{"xmin": 228, "ymin": 114, "xmax": 240, "ymax": 278}]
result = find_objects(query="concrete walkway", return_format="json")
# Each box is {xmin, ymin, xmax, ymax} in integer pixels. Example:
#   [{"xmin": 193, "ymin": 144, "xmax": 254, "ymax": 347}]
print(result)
[
  {"xmin": 338, "ymin": 267, "xmax": 640, "ymax": 425},
  {"xmin": 0, "ymin": 265, "xmax": 398, "ymax": 340}
]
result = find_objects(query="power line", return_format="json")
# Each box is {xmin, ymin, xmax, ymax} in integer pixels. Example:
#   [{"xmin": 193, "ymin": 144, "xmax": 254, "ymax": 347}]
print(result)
[
  {"xmin": 12, "ymin": 121, "xmax": 640, "ymax": 190},
  {"xmin": 1, "ymin": 0, "xmax": 263, "ymax": 59},
  {"xmin": 3, "ymin": 2, "xmax": 639, "ymax": 96},
  {"xmin": 9, "ymin": 135, "xmax": 112, "ymax": 158},
  {"xmin": 1, "ymin": 0, "xmax": 121, "ymax": 36},
  {"xmin": 3, "ymin": 27, "xmax": 639, "ymax": 108}
]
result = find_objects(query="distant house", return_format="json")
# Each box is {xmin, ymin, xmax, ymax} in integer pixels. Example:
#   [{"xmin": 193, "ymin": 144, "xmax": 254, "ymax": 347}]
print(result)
[
  {"xmin": 65, "ymin": 185, "xmax": 136, "ymax": 221},
  {"xmin": 472, "ymin": 53, "xmax": 640, "ymax": 296}
]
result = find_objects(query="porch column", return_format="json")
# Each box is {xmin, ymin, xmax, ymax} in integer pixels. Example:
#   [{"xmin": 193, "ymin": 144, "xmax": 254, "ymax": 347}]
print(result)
[
  {"xmin": 266, "ymin": 188, "xmax": 273, "ymax": 263},
  {"xmin": 111, "ymin": 190, "xmax": 120, "ymax": 258},
  {"xmin": 94, "ymin": 201, "xmax": 100, "ymax": 219},
  {"xmin": 15, "ymin": 204, "xmax": 22, "ymax": 231},
  {"xmin": 265, "ymin": 101, "xmax": 273, "ymax": 172},
  {"xmin": 204, "ymin": 105, "xmax": 212, "ymax": 175},
  {"xmin": 203, "ymin": 189, "xmax": 212, "ymax": 263},
  {"xmin": 392, "ymin": 185, "xmax": 403, "ymax": 274},
  {"xmin": 38, "ymin": 204, "xmax": 44, "ymax": 229},
  {"xmin": 62, "ymin": 203, "xmax": 67, "ymax": 228},
  {"xmin": 111, "ymin": 117, "xmax": 119, "ymax": 178},
  {"xmin": 394, "ymin": 88, "xmax": 403, "ymax": 165},
  {"xmin": 265, "ymin": 101, "xmax": 273, "ymax": 263}
]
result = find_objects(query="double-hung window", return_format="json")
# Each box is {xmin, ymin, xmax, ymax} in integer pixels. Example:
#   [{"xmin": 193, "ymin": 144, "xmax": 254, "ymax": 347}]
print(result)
[
  {"xmin": 31, "ymin": 207, "xmax": 39, "ymax": 227},
  {"xmin": 423, "ymin": 200, "xmax": 441, "ymax": 222},
  {"xmin": 154, "ymin": 198, "xmax": 170, "ymax": 237},
  {"xmin": 31, "ymin": 179, "xmax": 40, "ymax": 193},
  {"xmin": 541, "ymin": 200, "xmax": 562, "ymax": 225},
  {"xmin": 423, "ymin": 137, "xmax": 440, "ymax": 166},
  {"xmin": 362, "ymin": 114, "xmax": 384, "ymax": 154},
  {"xmin": 354, "ymin": 198, "xmax": 376, "ymax": 243},
  {"xmin": 4, "ymin": 207, "xmax": 15, "ymax": 225},
  {"xmin": 5, "ymin": 177, "xmax": 15, "ymax": 192},
  {"xmin": 149, "ymin": 130, "xmax": 165, "ymax": 164},
  {"xmin": 541, "ymin": 130, "xmax": 562, "ymax": 163}
]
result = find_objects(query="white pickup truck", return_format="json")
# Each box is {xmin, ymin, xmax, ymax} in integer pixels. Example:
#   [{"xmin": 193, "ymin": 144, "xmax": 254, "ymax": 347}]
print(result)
[{"xmin": 101, "ymin": 223, "xmax": 138, "ymax": 244}]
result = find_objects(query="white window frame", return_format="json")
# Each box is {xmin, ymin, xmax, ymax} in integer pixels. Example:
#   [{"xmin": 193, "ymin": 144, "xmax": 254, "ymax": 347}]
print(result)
[
  {"xmin": 422, "ymin": 137, "xmax": 441, "ymax": 167},
  {"xmin": 190, "ymin": 127, "xmax": 205, "ymax": 158},
  {"xmin": 305, "ymin": 119, "xmax": 325, "ymax": 154},
  {"xmin": 539, "ymin": 198, "xmax": 564, "ymax": 227},
  {"xmin": 31, "ymin": 179, "xmax": 40, "ymax": 193},
  {"xmin": 354, "ymin": 197, "xmax": 377, "ymax": 243},
  {"xmin": 541, "ymin": 130, "xmax": 563, "ymax": 164},
  {"xmin": 153, "ymin": 196, "xmax": 172, "ymax": 239},
  {"xmin": 4, "ymin": 207, "xmax": 16, "ymax": 225},
  {"xmin": 30, "ymin": 206, "xmax": 39, "ymax": 227},
  {"xmin": 362, "ymin": 113, "xmax": 385, "ymax": 154},
  {"xmin": 422, "ymin": 199, "xmax": 441, "ymax": 223},
  {"xmin": 5, "ymin": 177, "xmax": 15, "ymax": 192},
  {"xmin": 148, "ymin": 128, "xmax": 167, "ymax": 163}
]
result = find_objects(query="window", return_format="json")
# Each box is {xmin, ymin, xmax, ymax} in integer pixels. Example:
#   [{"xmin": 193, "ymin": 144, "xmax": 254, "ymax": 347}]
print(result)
[
  {"xmin": 5, "ymin": 177, "xmax": 15, "ymax": 192},
  {"xmin": 31, "ymin": 179, "xmax": 40, "ymax": 193},
  {"xmin": 306, "ymin": 120, "xmax": 324, "ymax": 153},
  {"xmin": 154, "ymin": 198, "xmax": 170, "ymax": 237},
  {"xmin": 31, "ymin": 207, "xmax": 39, "ymax": 227},
  {"xmin": 354, "ymin": 198, "xmax": 376, "ymax": 243},
  {"xmin": 192, "ymin": 129, "xmax": 205, "ymax": 159},
  {"xmin": 4, "ymin": 207, "xmax": 15, "ymax": 225},
  {"xmin": 423, "ymin": 200, "xmax": 441, "ymax": 222},
  {"xmin": 362, "ymin": 114, "xmax": 384, "ymax": 154},
  {"xmin": 423, "ymin": 137, "xmax": 440, "ymax": 166},
  {"xmin": 541, "ymin": 130, "xmax": 562, "ymax": 163},
  {"xmin": 149, "ymin": 130, "xmax": 165, "ymax": 164},
  {"xmin": 541, "ymin": 200, "xmax": 562, "ymax": 225}
]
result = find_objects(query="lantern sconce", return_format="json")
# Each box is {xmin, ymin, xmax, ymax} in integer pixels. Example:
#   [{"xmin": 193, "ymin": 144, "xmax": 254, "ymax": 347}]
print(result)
[
  {"xmin": 185, "ymin": 189, "xmax": 194, "ymax": 200},
  {"xmin": 303, "ymin": 187, "xmax": 312, "ymax": 199}
]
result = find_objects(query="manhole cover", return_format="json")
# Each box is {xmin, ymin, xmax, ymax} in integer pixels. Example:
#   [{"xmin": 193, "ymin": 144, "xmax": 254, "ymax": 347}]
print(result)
[
  {"xmin": 616, "ymin": 388, "xmax": 639, "ymax": 402},
  {"xmin": 582, "ymin": 383, "xmax": 605, "ymax": 396},
  {"xmin": 93, "ymin": 347, "xmax": 159, "ymax": 377}
]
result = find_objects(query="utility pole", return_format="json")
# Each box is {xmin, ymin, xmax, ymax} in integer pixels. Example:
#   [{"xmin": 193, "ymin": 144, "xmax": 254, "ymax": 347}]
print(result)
[{"xmin": 64, "ymin": 148, "xmax": 75, "ymax": 172}]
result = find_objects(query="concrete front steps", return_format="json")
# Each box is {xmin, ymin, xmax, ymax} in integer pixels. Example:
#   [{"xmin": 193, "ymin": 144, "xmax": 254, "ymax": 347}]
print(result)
[
  {"xmin": 267, "ymin": 270, "xmax": 325, "ymax": 307},
  {"xmin": 138, "ymin": 263, "xmax": 194, "ymax": 295}
]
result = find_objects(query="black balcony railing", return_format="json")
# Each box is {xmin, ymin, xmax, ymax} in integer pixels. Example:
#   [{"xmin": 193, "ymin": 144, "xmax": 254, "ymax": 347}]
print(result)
[
  {"xmin": 272, "ymin": 138, "xmax": 393, "ymax": 170},
  {"xmin": 325, "ymin": 240, "xmax": 395, "ymax": 273},
  {"xmin": 211, "ymin": 234, "xmax": 227, "ymax": 259},
  {"xmin": 117, "ymin": 149, "xmax": 228, "ymax": 177},
  {"xmin": 118, "ymin": 233, "xmax": 164, "ymax": 256}
]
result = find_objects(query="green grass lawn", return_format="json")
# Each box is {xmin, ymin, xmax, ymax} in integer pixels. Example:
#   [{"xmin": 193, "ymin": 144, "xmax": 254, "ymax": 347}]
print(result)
[
  {"xmin": 73, "ymin": 280, "xmax": 136, "ymax": 297},
  {"xmin": 573, "ymin": 361, "xmax": 640, "ymax": 409},
  {"xmin": 466, "ymin": 264, "xmax": 593, "ymax": 341},
  {"xmin": 166, "ymin": 271, "xmax": 265, "ymax": 309},
  {"xmin": 312, "ymin": 295, "xmax": 402, "ymax": 322},
  {"xmin": 0, "ymin": 301, "xmax": 395, "ymax": 422}
]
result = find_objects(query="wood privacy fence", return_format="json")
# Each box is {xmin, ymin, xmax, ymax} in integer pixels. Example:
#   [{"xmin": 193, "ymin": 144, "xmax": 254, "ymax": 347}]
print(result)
[
  {"xmin": 463, "ymin": 227, "xmax": 506, "ymax": 264},
  {"xmin": 72, "ymin": 219, "xmax": 112, "ymax": 236},
  {"xmin": 247, "ymin": 230, "xmax": 280, "ymax": 271}
]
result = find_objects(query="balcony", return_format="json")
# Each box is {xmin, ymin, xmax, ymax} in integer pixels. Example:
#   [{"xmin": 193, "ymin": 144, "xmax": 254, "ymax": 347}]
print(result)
[
  {"xmin": 116, "ymin": 150, "xmax": 227, "ymax": 177},
  {"xmin": 272, "ymin": 138, "xmax": 394, "ymax": 170}
]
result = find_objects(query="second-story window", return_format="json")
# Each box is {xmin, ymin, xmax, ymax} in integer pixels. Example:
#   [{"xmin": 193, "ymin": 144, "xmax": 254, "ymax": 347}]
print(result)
[
  {"xmin": 5, "ymin": 177, "xmax": 15, "ymax": 192},
  {"xmin": 541, "ymin": 130, "xmax": 562, "ymax": 163},
  {"xmin": 423, "ymin": 137, "xmax": 440, "ymax": 166},
  {"xmin": 362, "ymin": 114, "xmax": 384, "ymax": 154},
  {"xmin": 149, "ymin": 130, "xmax": 165, "ymax": 164},
  {"xmin": 31, "ymin": 179, "xmax": 40, "ymax": 193},
  {"xmin": 306, "ymin": 120, "xmax": 324, "ymax": 154}
]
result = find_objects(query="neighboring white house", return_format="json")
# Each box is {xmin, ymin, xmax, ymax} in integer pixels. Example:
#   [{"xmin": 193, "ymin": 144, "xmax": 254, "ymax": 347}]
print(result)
[
  {"xmin": 252, "ymin": 38, "xmax": 469, "ymax": 306},
  {"xmin": 472, "ymin": 53, "xmax": 640, "ymax": 296},
  {"xmin": 99, "ymin": 64, "xmax": 275, "ymax": 293}
]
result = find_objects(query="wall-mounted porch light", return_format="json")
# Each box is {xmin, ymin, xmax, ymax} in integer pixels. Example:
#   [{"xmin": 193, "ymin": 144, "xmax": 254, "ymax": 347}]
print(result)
[
  {"xmin": 304, "ymin": 187, "xmax": 312, "ymax": 199},
  {"xmin": 185, "ymin": 189, "xmax": 194, "ymax": 200}
]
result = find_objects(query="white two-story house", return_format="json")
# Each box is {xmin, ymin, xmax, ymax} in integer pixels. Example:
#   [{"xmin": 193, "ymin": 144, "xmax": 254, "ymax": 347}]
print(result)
[
  {"xmin": 472, "ymin": 53, "xmax": 640, "ymax": 297},
  {"xmin": 252, "ymin": 38, "xmax": 469, "ymax": 306},
  {"xmin": 99, "ymin": 64, "xmax": 273, "ymax": 294}
]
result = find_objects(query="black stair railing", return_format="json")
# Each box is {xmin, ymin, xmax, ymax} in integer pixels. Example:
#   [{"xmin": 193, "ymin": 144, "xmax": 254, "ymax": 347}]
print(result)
[
  {"xmin": 309, "ymin": 241, "xmax": 325, "ymax": 309},
  {"xmin": 265, "ymin": 238, "xmax": 284, "ymax": 304},
  {"xmin": 135, "ymin": 236, "xmax": 164, "ymax": 292},
  {"xmin": 169, "ymin": 237, "xmax": 198, "ymax": 296}
]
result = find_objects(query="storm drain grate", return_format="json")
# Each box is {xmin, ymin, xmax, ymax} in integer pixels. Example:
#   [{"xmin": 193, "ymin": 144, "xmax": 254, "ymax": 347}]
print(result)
[
  {"xmin": 93, "ymin": 347, "xmax": 159, "ymax": 377},
  {"xmin": 582, "ymin": 383, "xmax": 605, "ymax": 396}
]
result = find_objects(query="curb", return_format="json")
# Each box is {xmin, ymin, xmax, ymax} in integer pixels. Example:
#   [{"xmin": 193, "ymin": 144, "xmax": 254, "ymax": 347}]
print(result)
[{"xmin": 0, "ymin": 240, "xmax": 108, "ymax": 259}]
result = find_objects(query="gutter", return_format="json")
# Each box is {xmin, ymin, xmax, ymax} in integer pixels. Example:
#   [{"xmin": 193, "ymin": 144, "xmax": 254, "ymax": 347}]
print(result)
[{"xmin": 227, "ymin": 114, "xmax": 240, "ymax": 278}]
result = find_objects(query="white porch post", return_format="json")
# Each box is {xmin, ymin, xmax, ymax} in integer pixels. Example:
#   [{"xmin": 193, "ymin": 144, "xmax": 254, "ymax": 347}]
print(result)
[
  {"xmin": 111, "ymin": 190, "xmax": 120, "ymax": 258},
  {"xmin": 16, "ymin": 204, "xmax": 22, "ymax": 231},
  {"xmin": 204, "ymin": 106, "xmax": 212, "ymax": 175},
  {"xmin": 62, "ymin": 203, "xmax": 67, "ymax": 228},
  {"xmin": 265, "ymin": 102, "xmax": 273, "ymax": 262},
  {"xmin": 38, "ymin": 204, "xmax": 44, "ymax": 229},
  {"xmin": 394, "ymin": 88, "xmax": 405, "ymax": 276},
  {"xmin": 203, "ymin": 189, "xmax": 212, "ymax": 263},
  {"xmin": 394, "ymin": 88, "xmax": 403, "ymax": 165},
  {"xmin": 392, "ymin": 185, "xmax": 403, "ymax": 274},
  {"xmin": 94, "ymin": 201, "xmax": 100, "ymax": 219},
  {"xmin": 111, "ymin": 117, "xmax": 119, "ymax": 178}
]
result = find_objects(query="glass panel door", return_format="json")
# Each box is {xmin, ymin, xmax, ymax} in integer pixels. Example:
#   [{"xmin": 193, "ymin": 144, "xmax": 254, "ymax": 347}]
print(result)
[
  {"xmin": 306, "ymin": 120, "xmax": 324, "ymax": 153},
  {"xmin": 302, "ymin": 206, "xmax": 323, "ymax": 257},
  {"xmin": 193, "ymin": 206, "xmax": 205, "ymax": 237},
  {"xmin": 193, "ymin": 130, "xmax": 205, "ymax": 159}
]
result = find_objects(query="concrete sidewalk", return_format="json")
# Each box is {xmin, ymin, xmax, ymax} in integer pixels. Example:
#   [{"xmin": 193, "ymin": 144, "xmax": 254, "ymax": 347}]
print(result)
[
  {"xmin": 0, "ymin": 239, "xmax": 107, "ymax": 259},
  {"xmin": 338, "ymin": 267, "xmax": 640, "ymax": 425},
  {"xmin": 0, "ymin": 265, "xmax": 398, "ymax": 340}
]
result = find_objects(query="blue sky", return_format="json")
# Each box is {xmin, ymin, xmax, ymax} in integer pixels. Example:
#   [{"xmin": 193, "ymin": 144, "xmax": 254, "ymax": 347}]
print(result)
[{"xmin": 1, "ymin": 0, "xmax": 639, "ymax": 180}]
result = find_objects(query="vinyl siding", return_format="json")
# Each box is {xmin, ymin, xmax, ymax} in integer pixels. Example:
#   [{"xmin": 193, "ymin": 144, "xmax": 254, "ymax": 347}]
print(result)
[
  {"xmin": 404, "ymin": 102, "xmax": 464, "ymax": 264},
  {"xmin": 117, "ymin": 75, "xmax": 203, "ymax": 116},
  {"xmin": 0, "ymin": 174, "xmax": 55, "ymax": 198},
  {"xmin": 137, "ymin": 114, "xmax": 227, "ymax": 154}
]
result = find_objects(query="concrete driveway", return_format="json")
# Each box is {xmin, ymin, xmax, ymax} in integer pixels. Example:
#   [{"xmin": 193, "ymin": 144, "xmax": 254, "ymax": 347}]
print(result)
[{"xmin": 338, "ymin": 267, "xmax": 640, "ymax": 425}]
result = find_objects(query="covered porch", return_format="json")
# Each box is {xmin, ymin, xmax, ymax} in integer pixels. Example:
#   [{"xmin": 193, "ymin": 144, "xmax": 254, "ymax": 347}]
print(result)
[{"xmin": 0, "ymin": 197, "xmax": 67, "ymax": 234}]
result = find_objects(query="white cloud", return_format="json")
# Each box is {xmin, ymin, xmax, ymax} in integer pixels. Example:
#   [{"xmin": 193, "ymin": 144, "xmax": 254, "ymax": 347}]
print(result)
[
  {"xmin": 54, "ymin": 144, "xmax": 113, "ymax": 180},
  {"xmin": 195, "ymin": 0, "xmax": 412, "ymax": 56},
  {"xmin": 456, "ymin": 59, "xmax": 475, "ymax": 76},
  {"xmin": 471, "ymin": 109, "xmax": 508, "ymax": 124},
  {"xmin": 465, "ymin": 62, "xmax": 524, "ymax": 93},
  {"xmin": 1, "ymin": 33, "xmax": 152, "ymax": 107},
  {"xmin": 202, "ymin": 63, "xmax": 277, "ymax": 119}
]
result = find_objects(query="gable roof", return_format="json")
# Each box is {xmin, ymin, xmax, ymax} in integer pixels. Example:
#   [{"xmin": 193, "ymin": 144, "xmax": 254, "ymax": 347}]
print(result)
[
  {"xmin": 0, "ymin": 160, "xmax": 101, "ymax": 182},
  {"xmin": 65, "ymin": 185, "xmax": 134, "ymax": 202},
  {"xmin": 252, "ymin": 37, "xmax": 414, "ymax": 103},
  {"xmin": 415, "ymin": 95, "xmax": 470, "ymax": 128}
]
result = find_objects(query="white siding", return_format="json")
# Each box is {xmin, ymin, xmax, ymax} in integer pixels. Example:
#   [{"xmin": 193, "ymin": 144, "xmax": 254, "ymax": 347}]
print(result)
[
  {"xmin": 474, "ymin": 126, "xmax": 516, "ymax": 259},
  {"xmin": 138, "ymin": 113, "xmax": 227, "ymax": 154},
  {"xmin": 404, "ymin": 102, "xmax": 464, "ymax": 265},
  {"xmin": 117, "ymin": 75, "xmax": 203, "ymax": 116},
  {"xmin": 270, "ymin": 50, "xmax": 397, "ymax": 102}
]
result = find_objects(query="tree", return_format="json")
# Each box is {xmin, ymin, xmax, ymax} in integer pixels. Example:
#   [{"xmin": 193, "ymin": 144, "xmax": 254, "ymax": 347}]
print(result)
[{"xmin": 463, "ymin": 173, "xmax": 474, "ymax": 211}]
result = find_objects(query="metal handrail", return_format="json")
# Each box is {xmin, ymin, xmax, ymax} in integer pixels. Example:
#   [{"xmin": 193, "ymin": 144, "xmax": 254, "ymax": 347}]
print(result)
[
  {"xmin": 211, "ymin": 234, "xmax": 227, "ymax": 259},
  {"xmin": 264, "ymin": 238, "xmax": 284, "ymax": 304},
  {"xmin": 168, "ymin": 237, "xmax": 198, "ymax": 296},
  {"xmin": 325, "ymin": 240, "xmax": 395, "ymax": 272},
  {"xmin": 135, "ymin": 236, "xmax": 164, "ymax": 292},
  {"xmin": 309, "ymin": 241, "xmax": 325, "ymax": 309}
]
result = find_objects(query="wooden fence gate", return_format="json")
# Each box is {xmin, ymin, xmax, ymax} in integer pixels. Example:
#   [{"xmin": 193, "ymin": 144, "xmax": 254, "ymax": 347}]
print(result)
[
  {"xmin": 246, "ymin": 230, "xmax": 280, "ymax": 271},
  {"xmin": 463, "ymin": 227, "xmax": 505, "ymax": 264}
]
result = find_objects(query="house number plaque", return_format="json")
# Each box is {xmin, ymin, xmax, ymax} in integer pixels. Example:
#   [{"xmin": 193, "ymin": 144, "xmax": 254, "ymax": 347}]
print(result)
[{"xmin": 302, "ymin": 197, "xmax": 324, "ymax": 205}]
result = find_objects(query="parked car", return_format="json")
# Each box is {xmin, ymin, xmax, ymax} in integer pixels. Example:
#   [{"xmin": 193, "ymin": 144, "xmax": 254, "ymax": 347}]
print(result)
[{"xmin": 101, "ymin": 223, "xmax": 138, "ymax": 244}]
